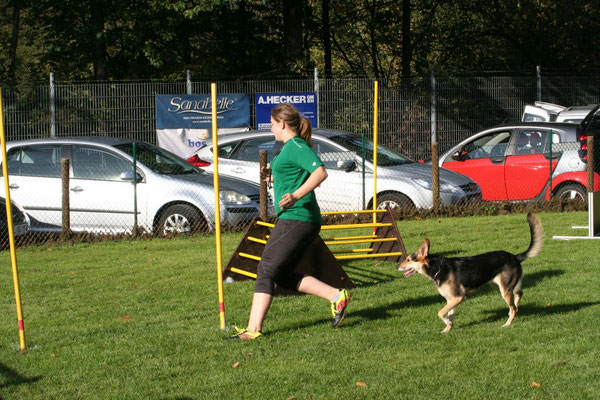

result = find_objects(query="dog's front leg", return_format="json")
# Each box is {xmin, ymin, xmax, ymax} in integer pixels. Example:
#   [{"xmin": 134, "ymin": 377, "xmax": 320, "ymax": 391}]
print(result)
[{"xmin": 438, "ymin": 297, "xmax": 463, "ymax": 333}]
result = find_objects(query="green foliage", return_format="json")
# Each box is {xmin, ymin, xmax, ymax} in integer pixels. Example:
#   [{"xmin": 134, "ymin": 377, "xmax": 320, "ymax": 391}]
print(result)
[
  {"xmin": 1, "ymin": 211, "xmax": 599, "ymax": 398},
  {"xmin": 2, "ymin": 0, "xmax": 600, "ymax": 84}
]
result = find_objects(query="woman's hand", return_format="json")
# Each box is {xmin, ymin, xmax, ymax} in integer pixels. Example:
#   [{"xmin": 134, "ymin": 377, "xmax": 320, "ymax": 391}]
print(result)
[
  {"xmin": 260, "ymin": 166, "xmax": 272, "ymax": 183},
  {"xmin": 279, "ymin": 192, "xmax": 298, "ymax": 209}
]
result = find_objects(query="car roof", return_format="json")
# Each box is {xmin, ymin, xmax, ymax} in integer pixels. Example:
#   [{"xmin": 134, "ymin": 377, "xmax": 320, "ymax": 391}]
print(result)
[
  {"xmin": 208, "ymin": 128, "xmax": 363, "ymax": 143},
  {"xmin": 6, "ymin": 136, "xmax": 136, "ymax": 147}
]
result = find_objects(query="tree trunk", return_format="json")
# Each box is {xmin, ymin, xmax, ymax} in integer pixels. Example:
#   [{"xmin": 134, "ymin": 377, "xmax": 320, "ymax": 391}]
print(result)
[
  {"xmin": 8, "ymin": 0, "xmax": 21, "ymax": 84},
  {"xmin": 283, "ymin": 0, "xmax": 304, "ymax": 68},
  {"xmin": 322, "ymin": 0, "xmax": 332, "ymax": 79},
  {"xmin": 90, "ymin": 0, "xmax": 108, "ymax": 80},
  {"xmin": 401, "ymin": 0, "xmax": 412, "ymax": 78}
]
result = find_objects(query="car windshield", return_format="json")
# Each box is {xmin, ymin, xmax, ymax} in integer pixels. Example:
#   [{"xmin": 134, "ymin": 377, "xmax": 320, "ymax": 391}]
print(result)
[
  {"xmin": 114, "ymin": 142, "xmax": 201, "ymax": 175},
  {"xmin": 328, "ymin": 134, "xmax": 414, "ymax": 166}
]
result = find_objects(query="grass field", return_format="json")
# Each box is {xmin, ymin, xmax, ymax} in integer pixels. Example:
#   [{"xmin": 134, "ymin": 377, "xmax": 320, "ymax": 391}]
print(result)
[{"xmin": 1, "ymin": 211, "xmax": 599, "ymax": 399}]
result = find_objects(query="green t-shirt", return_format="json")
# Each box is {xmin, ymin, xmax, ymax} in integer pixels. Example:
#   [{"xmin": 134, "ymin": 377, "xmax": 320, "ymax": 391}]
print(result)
[{"xmin": 271, "ymin": 137, "xmax": 323, "ymax": 224}]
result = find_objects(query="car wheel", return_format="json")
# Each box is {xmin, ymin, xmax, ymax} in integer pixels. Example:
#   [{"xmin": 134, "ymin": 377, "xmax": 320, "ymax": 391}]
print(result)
[
  {"xmin": 156, "ymin": 204, "xmax": 206, "ymax": 235},
  {"xmin": 376, "ymin": 192, "xmax": 414, "ymax": 210},
  {"xmin": 555, "ymin": 184, "xmax": 586, "ymax": 202}
]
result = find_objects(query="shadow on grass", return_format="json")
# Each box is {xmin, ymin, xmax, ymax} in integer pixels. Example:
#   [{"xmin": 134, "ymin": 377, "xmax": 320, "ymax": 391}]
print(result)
[
  {"xmin": 460, "ymin": 301, "xmax": 600, "ymax": 329},
  {"xmin": 0, "ymin": 362, "xmax": 41, "ymax": 389}
]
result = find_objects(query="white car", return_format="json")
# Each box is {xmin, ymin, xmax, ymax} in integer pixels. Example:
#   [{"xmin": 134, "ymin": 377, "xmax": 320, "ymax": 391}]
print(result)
[
  {"xmin": 1, "ymin": 138, "xmax": 269, "ymax": 235},
  {"xmin": 191, "ymin": 129, "xmax": 482, "ymax": 212},
  {"xmin": 522, "ymin": 102, "xmax": 598, "ymax": 124}
]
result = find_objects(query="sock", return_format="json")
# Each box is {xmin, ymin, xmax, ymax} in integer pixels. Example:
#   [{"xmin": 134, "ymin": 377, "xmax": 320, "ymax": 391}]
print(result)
[{"xmin": 330, "ymin": 290, "xmax": 341, "ymax": 303}]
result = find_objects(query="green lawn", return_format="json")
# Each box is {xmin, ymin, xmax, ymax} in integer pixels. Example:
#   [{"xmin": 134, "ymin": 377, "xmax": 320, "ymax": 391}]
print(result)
[{"xmin": 1, "ymin": 211, "xmax": 599, "ymax": 399}]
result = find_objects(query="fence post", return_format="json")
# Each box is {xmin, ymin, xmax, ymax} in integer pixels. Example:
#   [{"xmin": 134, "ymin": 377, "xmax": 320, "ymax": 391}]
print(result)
[
  {"xmin": 186, "ymin": 70, "xmax": 192, "ymax": 94},
  {"xmin": 536, "ymin": 65, "xmax": 542, "ymax": 101},
  {"xmin": 431, "ymin": 68, "xmax": 440, "ymax": 209},
  {"xmin": 259, "ymin": 149, "xmax": 268, "ymax": 221},
  {"xmin": 61, "ymin": 158, "xmax": 71, "ymax": 237},
  {"xmin": 50, "ymin": 72, "xmax": 56, "ymax": 138},
  {"xmin": 314, "ymin": 67, "xmax": 320, "ymax": 128}
]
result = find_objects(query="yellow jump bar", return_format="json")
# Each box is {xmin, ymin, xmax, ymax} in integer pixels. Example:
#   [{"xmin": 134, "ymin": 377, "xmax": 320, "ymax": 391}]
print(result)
[
  {"xmin": 325, "ymin": 237, "xmax": 397, "ymax": 246},
  {"xmin": 255, "ymin": 220, "xmax": 392, "ymax": 231},
  {"xmin": 230, "ymin": 268, "xmax": 257, "ymax": 279},
  {"xmin": 321, "ymin": 209, "xmax": 386, "ymax": 215},
  {"xmin": 334, "ymin": 252, "xmax": 403, "ymax": 260},
  {"xmin": 239, "ymin": 252, "xmax": 261, "ymax": 261}
]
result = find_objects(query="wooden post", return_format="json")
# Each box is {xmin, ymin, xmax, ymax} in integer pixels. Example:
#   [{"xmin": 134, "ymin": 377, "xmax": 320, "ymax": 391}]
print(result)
[
  {"xmin": 431, "ymin": 142, "xmax": 440, "ymax": 209},
  {"xmin": 61, "ymin": 158, "xmax": 71, "ymax": 236},
  {"xmin": 259, "ymin": 149, "xmax": 268, "ymax": 221}
]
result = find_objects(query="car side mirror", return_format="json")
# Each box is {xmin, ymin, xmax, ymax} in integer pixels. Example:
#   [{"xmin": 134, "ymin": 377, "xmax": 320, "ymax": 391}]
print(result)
[
  {"xmin": 337, "ymin": 160, "xmax": 357, "ymax": 172},
  {"xmin": 120, "ymin": 170, "xmax": 144, "ymax": 182},
  {"xmin": 452, "ymin": 151, "xmax": 464, "ymax": 161}
]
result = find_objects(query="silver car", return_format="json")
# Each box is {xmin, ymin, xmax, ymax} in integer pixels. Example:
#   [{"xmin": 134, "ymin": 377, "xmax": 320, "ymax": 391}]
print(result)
[
  {"xmin": 1, "ymin": 137, "xmax": 268, "ymax": 235},
  {"xmin": 192, "ymin": 129, "xmax": 482, "ymax": 211}
]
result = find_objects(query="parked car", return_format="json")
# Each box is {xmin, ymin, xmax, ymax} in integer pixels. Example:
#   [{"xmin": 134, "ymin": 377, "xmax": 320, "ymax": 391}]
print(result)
[
  {"xmin": 191, "ymin": 129, "xmax": 482, "ymax": 211},
  {"xmin": 522, "ymin": 102, "xmax": 598, "ymax": 124},
  {"xmin": 438, "ymin": 122, "xmax": 600, "ymax": 202},
  {"xmin": 0, "ymin": 138, "xmax": 270, "ymax": 235},
  {"xmin": 0, "ymin": 196, "xmax": 30, "ymax": 246}
]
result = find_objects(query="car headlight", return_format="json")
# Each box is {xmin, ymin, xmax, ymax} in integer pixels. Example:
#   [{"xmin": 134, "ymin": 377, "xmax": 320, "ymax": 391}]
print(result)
[
  {"xmin": 220, "ymin": 190, "xmax": 252, "ymax": 205},
  {"xmin": 412, "ymin": 178, "xmax": 459, "ymax": 194}
]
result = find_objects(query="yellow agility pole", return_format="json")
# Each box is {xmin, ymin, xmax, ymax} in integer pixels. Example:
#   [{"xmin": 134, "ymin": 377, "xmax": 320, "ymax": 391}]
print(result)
[
  {"xmin": 372, "ymin": 81, "xmax": 379, "ymax": 230},
  {"xmin": 0, "ymin": 88, "xmax": 26, "ymax": 351},
  {"xmin": 211, "ymin": 83, "xmax": 226, "ymax": 330}
]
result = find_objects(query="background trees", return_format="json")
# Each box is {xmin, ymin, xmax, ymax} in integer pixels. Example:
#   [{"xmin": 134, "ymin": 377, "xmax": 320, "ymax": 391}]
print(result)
[{"xmin": 1, "ymin": 0, "xmax": 599, "ymax": 84}]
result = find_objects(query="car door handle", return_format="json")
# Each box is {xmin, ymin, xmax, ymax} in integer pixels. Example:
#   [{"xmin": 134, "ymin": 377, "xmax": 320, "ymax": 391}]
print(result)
[
  {"xmin": 9, "ymin": 183, "xmax": 19, "ymax": 189},
  {"xmin": 232, "ymin": 167, "xmax": 245, "ymax": 173},
  {"xmin": 490, "ymin": 156, "xmax": 505, "ymax": 164},
  {"xmin": 70, "ymin": 186, "xmax": 84, "ymax": 193}
]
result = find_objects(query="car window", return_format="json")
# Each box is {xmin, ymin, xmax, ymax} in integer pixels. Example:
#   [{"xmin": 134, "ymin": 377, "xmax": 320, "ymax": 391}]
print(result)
[
  {"xmin": 515, "ymin": 130, "xmax": 549, "ymax": 155},
  {"xmin": 230, "ymin": 138, "xmax": 282, "ymax": 163},
  {"xmin": 328, "ymin": 134, "xmax": 413, "ymax": 166},
  {"xmin": 115, "ymin": 141, "xmax": 199, "ymax": 175},
  {"xmin": 6, "ymin": 145, "xmax": 62, "ymax": 177},
  {"xmin": 312, "ymin": 140, "xmax": 355, "ymax": 170},
  {"xmin": 72, "ymin": 145, "xmax": 132, "ymax": 180},
  {"xmin": 461, "ymin": 131, "xmax": 511, "ymax": 159},
  {"xmin": 217, "ymin": 143, "xmax": 239, "ymax": 159}
]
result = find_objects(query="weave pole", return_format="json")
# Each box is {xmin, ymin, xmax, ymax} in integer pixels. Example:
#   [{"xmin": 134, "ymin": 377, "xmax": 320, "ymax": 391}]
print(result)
[
  {"xmin": 0, "ymin": 88, "xmax": 26, "ymax": 351},
  {"xmin": 211, "ymin": 83, "xmax": 226, "ymax": 330}
]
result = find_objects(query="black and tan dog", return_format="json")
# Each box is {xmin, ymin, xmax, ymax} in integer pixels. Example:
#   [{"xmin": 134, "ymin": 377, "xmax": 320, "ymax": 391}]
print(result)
[{"xmin": 397, "ymin": 213, "xmax": 544, "ymax": 333}]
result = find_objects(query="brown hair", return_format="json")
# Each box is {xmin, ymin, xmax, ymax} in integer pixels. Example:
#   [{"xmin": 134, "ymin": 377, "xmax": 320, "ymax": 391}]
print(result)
[{"xmin": 271, "ymin": 103, "xmax": 312, "ymax": 145}]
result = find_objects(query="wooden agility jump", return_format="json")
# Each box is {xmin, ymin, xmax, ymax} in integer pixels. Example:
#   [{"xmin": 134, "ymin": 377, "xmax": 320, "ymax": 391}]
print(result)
[{"xmin": 223, "ymin": 206, "xmax": 406, "ymax": 294}]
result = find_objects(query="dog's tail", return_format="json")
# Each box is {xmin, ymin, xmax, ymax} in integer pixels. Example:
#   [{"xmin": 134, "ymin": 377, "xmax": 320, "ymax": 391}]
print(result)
[{"xmin": 516, "ymin": 212, "xmax": 544, "ymax": 262}]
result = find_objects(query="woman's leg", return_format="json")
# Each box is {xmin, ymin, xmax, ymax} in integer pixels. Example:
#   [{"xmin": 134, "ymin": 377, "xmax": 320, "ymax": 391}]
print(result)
[
  {"xmin": 296, "ymin": 275, "xmax": 339, "ymax": 300},
  {"xmin": 246, "ymin": 292, "xmax": 273, "ymax": 333}
]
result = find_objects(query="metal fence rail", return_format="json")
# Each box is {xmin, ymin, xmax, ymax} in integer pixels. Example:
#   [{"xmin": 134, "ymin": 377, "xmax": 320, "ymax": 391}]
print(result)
[{"xmin": 1, "ymin": 71, "xmax": 600, "ymax": 247}]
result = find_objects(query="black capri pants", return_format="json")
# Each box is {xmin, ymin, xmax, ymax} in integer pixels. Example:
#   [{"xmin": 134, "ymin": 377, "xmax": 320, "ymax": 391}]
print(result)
[{"xmin": 254, "ymin": 219, "xmax": 321, "ymax": 295}]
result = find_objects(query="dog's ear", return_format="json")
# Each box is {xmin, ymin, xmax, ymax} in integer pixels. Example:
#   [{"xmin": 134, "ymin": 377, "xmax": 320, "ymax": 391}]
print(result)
[{"xmin": 418, "ymin": 238, "xmax": 430, "ymax": 257}]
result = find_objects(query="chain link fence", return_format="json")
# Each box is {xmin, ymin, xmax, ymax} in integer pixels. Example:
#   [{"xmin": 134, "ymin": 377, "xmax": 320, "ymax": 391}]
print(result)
[{"xmin": 2, "ymin": 71, "xmax": 600, "ymax": 247}]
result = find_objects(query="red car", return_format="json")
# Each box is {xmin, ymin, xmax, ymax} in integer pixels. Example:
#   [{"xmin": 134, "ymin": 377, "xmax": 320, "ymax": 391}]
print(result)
[{"xmin": 438, "ymin": 121, "xmax": 600, "ymax": 202}]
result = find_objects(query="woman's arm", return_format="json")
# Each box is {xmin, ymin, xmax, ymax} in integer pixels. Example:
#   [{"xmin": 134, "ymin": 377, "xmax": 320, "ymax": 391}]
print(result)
[{"xmin": 279, "ymin": 166, "xmax": 328, "ymax": 210}]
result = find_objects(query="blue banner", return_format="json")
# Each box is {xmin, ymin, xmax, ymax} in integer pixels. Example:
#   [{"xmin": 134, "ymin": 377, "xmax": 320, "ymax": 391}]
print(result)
[
  {"xmin": 255, "ymin": 92, "xmax": 317, "ymax": 130},
  {"xmin": 156, "ymin": 94, "xmax": 250, "ymax": 129}
]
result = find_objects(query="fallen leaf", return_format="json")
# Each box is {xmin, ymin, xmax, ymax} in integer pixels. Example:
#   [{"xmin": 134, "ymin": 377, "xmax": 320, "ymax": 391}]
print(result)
[
  {"xmin": 147, "ymin": 258, "xmax": 152, "ymax": 263},
  {"xmin": 530, "ymin": 382, "xmax": 541, "ymax": 388},
  {"xmin": 123, "ymin": 315, "xmax": 131, "ymax": 321},
  {"xmin": 287, "ymin": 397, "xmax": 295, "ymax": 400},
  {"xmin": 356, "ymin": 381, "xmax": 367, "ymax": 387},
  {"xmin": 547, "ymin": 303, "xmax": 551, "ymax": 307},
  {"xmin": 69, "ymin": 271, "xmax": 75, "ymax": 275},
  {"xmin": 47, "ymin": 248, "xmax": 52, "ymax": 251},
  {"xmin": 232, "ymin": 362, "xmax": 240, "ymax": 368},
  {"xmin": 50, "ymin": 353, "xmax": 56, "ymax": 357}
]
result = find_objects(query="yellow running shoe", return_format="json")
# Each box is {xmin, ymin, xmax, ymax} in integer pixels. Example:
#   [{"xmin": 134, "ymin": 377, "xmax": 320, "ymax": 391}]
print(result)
[
  {"xmin": 330, "ymin": 289, "xmax": 351, "ymax": 328},
  {"xmin": 223, "ymin": 325, "xmax": 263, "ymax": 340}
]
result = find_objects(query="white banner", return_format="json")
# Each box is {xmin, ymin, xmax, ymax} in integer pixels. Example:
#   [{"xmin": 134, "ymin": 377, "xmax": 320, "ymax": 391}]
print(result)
[{"xmin": 157, "ymin": 128, "xmax": 248, "ymax": 159}]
